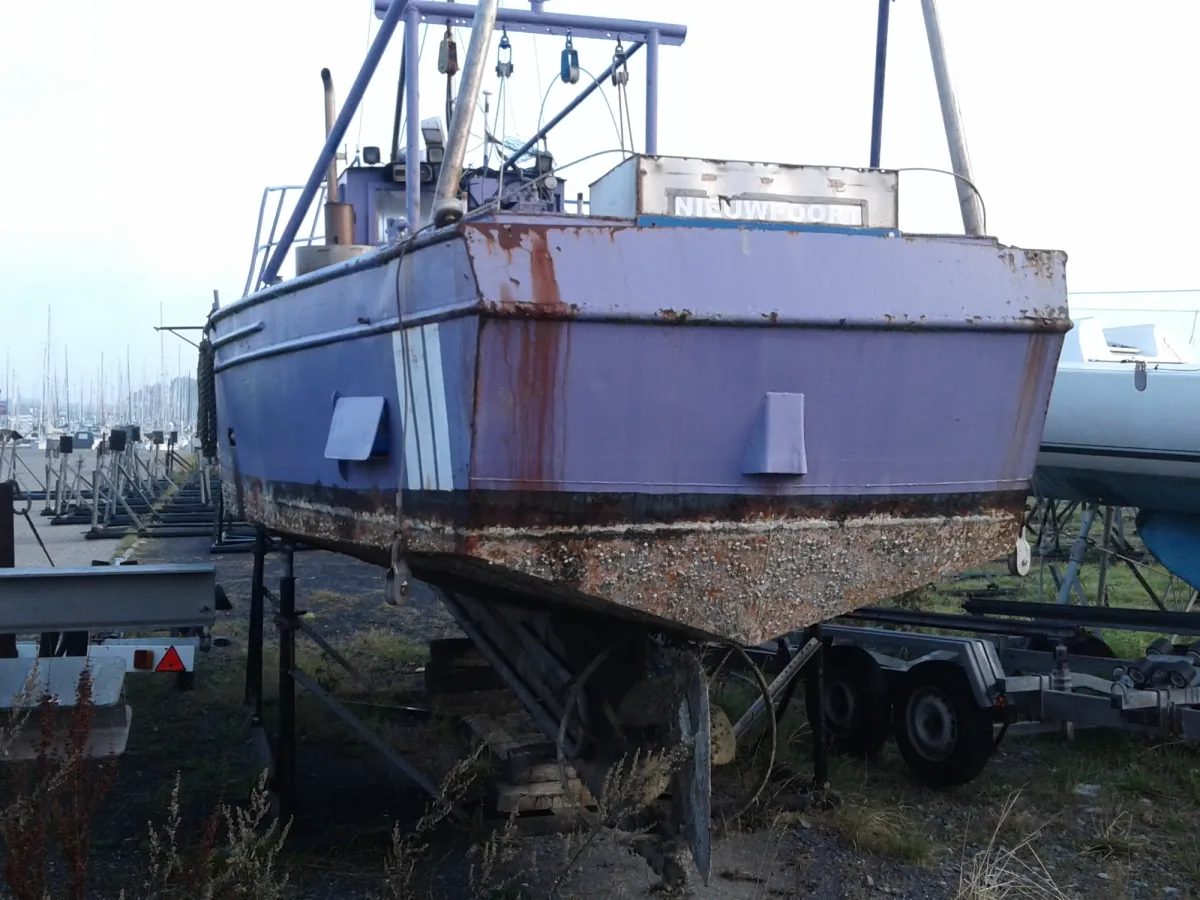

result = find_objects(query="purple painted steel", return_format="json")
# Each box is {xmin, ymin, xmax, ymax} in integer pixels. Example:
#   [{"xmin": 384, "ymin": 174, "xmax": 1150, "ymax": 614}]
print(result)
[
  {"xmin": 459, "ymin": 219, "xmax": 1069, "ymax": 330},
  {"xmin": 211, "ymin": 211, "xmax": 1067, "ymax": 645},
  {"xmin": 469, "ymin": 320, "xmax": 1056, "ymax": 496},
  {"xmin": 372, "ymin": 1, "xmax": 688, "ymax": 45}
]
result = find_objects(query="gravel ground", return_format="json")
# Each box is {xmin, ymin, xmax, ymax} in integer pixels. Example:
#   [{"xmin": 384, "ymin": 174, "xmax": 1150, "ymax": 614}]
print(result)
[{"xmin": 7, "ymin": 526, "xmax": 1200, "ymax": 898}]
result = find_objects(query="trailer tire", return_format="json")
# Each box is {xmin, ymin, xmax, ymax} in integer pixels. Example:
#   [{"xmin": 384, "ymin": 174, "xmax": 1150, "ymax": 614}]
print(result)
[
  {"xmin": 892, "ymin": 661, "xmax": 993, "ymax": 788},
  {"xmin": 805, "ymin": 645, "xmax": 891, "ymax": 759}
]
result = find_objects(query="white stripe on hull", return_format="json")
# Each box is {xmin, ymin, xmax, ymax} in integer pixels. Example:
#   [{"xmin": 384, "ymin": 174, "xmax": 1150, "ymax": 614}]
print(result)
[{"xmin": 392, "ymin": 323, "xmax": 454, "ymax": 491}]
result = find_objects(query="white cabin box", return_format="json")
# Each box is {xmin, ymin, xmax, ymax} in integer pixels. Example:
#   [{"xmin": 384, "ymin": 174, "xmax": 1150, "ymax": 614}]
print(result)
[{"xmin": 588, "ymin": 154, "xmax": 899, "ymax": 229}]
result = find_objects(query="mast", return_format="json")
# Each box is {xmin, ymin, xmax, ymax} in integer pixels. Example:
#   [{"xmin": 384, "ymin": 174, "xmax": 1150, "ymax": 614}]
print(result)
[
  {"xmin": 160, "ymin": 302, "xmax": 166, "ymax": 429},
  {"xmin": 918, "ymin": 0, "xmax": 985, "ymax": 236},
  {"xmin": 40, "ymin": 308, "xmax": 50, "ymax": 437},
  {"xmin": 176, "ymin": 343, "xmax": 182, "ymax": 429}
]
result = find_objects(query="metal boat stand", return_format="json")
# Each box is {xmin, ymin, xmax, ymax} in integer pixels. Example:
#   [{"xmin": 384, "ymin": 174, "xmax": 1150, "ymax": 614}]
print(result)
[
  {"xmin": 76, "ymin": 431, "xmax": 222, "ymax": 541},
  {"xmin": 242, "ymin": 529, "xmax": 443, "ymax": 826},
  {"xmin": 417, "ymin": 577, "xmax": 838, "ymax": 886},
  {"xmin": 241, "ymin": 524, "xmax": 835, "ymax": 871}
]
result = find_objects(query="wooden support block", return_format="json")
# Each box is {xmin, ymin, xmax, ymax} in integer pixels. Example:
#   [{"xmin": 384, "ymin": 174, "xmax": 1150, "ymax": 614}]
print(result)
[
  {"xmin": 459, "ymin": 712, "xmax": 596, "ymax": 816},
  {"xmin": 495, "ymin": 778, "xmax": 596, "ymax": 814},
  {"xmin": 461, "ymin": 714, "xmax": 524, "ymax": 758}
]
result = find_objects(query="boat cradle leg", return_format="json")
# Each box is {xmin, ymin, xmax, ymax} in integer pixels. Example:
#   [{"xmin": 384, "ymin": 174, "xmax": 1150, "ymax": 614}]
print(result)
[
  {"xmin": 810, "ymin": 623, "xmax": 829, "ymax": 787},
  {"xmin": 245, "ymin": 528, "xmax": 276, "ymax": 785},
  {"xmin": 242, "ymin": 536, "xmax": 448, "ymax": 827},
  {"xmin": 276, "ymin": 541, "xmax": 298, "ymax": 822}
]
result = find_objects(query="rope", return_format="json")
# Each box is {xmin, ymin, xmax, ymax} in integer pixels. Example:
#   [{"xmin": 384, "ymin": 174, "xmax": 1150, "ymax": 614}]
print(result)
[{"xmin": 196, "ymin": 336, "xmax": 217, "ymax": 459}]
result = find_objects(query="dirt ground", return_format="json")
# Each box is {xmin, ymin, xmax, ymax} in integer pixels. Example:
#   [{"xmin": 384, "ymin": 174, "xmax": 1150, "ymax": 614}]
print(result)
[{"xmin": 9, "ymin": 526, "xmax": 1200, "ymax": 899}]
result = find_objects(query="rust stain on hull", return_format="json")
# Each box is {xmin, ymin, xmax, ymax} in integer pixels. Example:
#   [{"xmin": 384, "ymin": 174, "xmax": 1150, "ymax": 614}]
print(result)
[
  {"xmin": 476, "ymin": 224, "xmax": 579, "ymax": 319},
  {"xmin": 481, "ymin": 226, "xmax": 574, "ymax": 491},
  {"xmin": 226, "ymin": 472, "xmax": 1026, "ymax": 646},
  {"xmin": 1001, "ymin": 330, "xmax": 1056, "ymax": 484},
  {"xmin": 491, "ymin": 318, "xmax": 570, "ymax": 491}
]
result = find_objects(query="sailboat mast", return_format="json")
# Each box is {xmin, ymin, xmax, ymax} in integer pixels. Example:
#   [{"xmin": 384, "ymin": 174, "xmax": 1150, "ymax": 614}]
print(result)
[
  {"xmin": 40, "ymin": 308, "xmax": 50, "ymax": 437},
  {"xmin": 159, "ymin": 303, "xmax": 165, "ymax": 430}
]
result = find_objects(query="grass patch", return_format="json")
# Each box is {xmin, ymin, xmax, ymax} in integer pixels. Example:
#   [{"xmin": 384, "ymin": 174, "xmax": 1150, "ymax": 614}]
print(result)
[{"xmin": 825, "ymin": 799, "xmax": 934, "ymax": 864}]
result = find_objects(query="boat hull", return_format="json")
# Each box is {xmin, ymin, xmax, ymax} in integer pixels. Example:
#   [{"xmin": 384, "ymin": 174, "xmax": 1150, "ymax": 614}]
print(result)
[
  {"xmin": 1035, "ymin": 363, "xmax": 1200, "ymax": 514},
  {"xmin": 212, "ymin": 214, "xmax": 1067, "ymax": 644}
]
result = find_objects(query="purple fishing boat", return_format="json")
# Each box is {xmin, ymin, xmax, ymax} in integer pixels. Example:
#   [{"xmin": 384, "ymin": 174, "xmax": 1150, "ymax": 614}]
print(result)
[{"xmin": 202, "ymin": 0, "xmax": 1067, "ymax": 883}]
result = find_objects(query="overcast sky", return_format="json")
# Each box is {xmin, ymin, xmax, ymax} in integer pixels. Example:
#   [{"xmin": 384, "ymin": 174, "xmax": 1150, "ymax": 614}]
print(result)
[{"xmin": 2, "ymin": 0, "xmax": 1198, "ymax": 403}]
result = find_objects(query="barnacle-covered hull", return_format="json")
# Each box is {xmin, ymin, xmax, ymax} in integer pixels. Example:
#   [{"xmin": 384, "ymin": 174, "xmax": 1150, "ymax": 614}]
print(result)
[{"xmin": 212, "ymin": 212, "xmax": 1068, "ymax": 645}]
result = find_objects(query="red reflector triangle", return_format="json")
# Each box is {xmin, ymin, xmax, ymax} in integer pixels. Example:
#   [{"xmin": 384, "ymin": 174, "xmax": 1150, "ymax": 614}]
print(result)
[{"xmin": 155, "ymin": 646, "xmax": 186, "ymax": 673}]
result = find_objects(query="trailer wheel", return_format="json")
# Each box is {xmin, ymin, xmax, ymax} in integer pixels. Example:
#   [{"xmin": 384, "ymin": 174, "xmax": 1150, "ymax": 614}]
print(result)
[
  {"xmin": 892, "ymin": 661, "xmax": 994, "ymax": 788},
  {"xmin": 805, "ymin": 645, "xmax": 890, "ymax": 758}
]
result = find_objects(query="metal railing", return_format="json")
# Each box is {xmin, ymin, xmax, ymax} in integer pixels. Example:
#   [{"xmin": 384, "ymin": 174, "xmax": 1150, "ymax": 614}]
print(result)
[{"xmin": 242, "ymin": 184, "xmax": 328, "ymax": 298}]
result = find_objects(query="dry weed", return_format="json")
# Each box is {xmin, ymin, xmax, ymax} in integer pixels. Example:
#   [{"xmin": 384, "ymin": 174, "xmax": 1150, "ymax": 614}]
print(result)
[
  {"xmin": 468, "ymin": 809, "xmax": 527, "ymax": 899},
  {"xmin": 549, "ymin": 741, "xmax": 695, "ymax": 898},
  {"xmin": 1082, "ymin": 807, "xmax": 1150, "ymax": 860},
  {"xmin": 955, "ymin": 791, "xmax": 1067, "ymax": 900},
  {"xmin": 384, "ymin": 742, "xmax": 487, "ymax": 899},
  {"xmin": 135, "ymin": 768, "xmax": 290, "ymax": 899},
  {"xmin": 0, "ymin": 666, "xmax": 117, "ymax": 900}
]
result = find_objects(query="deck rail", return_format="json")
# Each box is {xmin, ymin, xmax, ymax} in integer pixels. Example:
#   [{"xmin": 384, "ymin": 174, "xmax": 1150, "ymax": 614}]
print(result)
[{"xmin": 242, "ymin": 184, "xmax": 328, "ymax": 298}]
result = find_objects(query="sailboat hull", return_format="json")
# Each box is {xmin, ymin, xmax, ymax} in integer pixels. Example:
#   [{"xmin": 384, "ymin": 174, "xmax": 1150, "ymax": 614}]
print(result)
[{"xmin": 212, "ymin": 214, "xmax": 1067, "ymax": 645}]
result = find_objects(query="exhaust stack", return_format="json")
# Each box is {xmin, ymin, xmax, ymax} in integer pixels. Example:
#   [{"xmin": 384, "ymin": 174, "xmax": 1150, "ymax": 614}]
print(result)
[{"xmin": 321, "ymin": 68, "xmax": 355, "ymax": 246}]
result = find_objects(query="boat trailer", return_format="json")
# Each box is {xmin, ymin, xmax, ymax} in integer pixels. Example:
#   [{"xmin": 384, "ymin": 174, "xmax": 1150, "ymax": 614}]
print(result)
[{"xmin": 0, "ymin": 480, "xmax": 220, "ymax": 761}]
